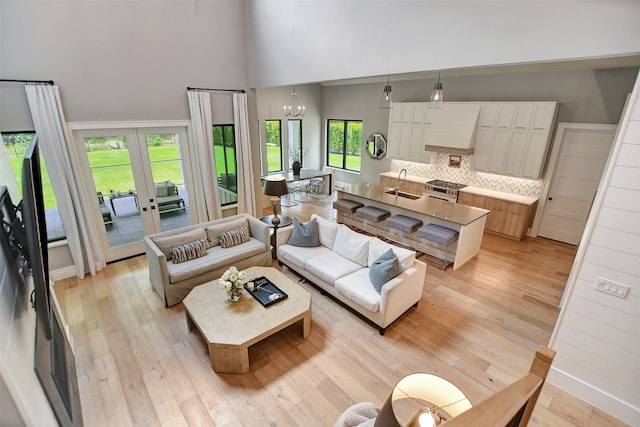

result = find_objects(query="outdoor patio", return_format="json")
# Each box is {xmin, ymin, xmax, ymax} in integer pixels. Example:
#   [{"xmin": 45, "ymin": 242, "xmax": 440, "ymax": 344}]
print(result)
[{"xmin": 45, "ymin": 188, "xmax": 192, "ymax": 247}]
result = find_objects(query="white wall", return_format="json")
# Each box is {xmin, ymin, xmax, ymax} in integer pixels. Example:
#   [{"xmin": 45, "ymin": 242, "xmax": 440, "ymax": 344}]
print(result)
[
  {"xmin": 0, "ymin": 144, "xmax": 57, "ymax": 426},
  {"xmin": 548, "ymin": 74, "xmax": 640, "ymax": 426},
  {"xmin": 245, "ymin": 0, "xmax": 640, "ymax": 88}
]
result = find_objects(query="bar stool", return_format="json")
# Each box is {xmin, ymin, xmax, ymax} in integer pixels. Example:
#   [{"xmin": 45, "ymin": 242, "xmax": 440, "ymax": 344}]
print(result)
[
  {"xmin": 355, "ymin": 206, "xmax": 391, "ymax": 236},
  {"xmin": 417, "ymin": 223, "xmax": 459, "ymax": 270},
  {"xmin": 333, "ymin": 199, "xmax": 364, "ymax": 227},
  {"xmin": 385, "ymin": 215, "xmax": 423, "ymax": 249}
]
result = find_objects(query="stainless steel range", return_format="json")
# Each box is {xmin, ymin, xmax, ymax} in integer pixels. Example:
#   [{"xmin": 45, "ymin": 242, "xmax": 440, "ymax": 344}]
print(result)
[{"xmin": 423, "ymin": 179, "xmax": 467, "ymax": 203}]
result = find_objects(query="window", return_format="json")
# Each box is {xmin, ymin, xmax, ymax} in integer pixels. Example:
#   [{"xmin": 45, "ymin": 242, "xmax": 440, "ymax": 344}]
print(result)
[
  {"xmin": 1, "ymin": 131, "xmax": 66, "ymax": 242},
  {"xmin": 212, "ymin": 125, "xmax": 238, "ymax": 206},
  {"xmin": 327, "ymin": 119, "xmax": 362, "ymax": 172},
  {"xmin": 288, "ymin": 119, "xmax": 303, "ymax": 169},
  {"xmin": 265, "ymin": 120, "xmax": 282, "ymax": 173}
]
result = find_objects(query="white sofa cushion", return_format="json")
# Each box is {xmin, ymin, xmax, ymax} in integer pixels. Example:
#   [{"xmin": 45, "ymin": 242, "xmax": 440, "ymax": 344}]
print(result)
[
  {"xmin": 278, "ymin": 244, "xmax": 330, "ymax": 270},
  {"xmin": 332, "ymin": 225, "xmax": 371, "ymax": 267},
  {"xmin": 335, "ymin": 268, "xmax": 381, "ymax": 312},
  {"xmin": 304, "ymin": 251, "xmax": 362, "ymax": 285},
  {"xmin": 368, "ymin": 237, "xmax": 415, "ymax": 272},
  {"xmin": 167, "ymin": 238, "xmax": 265, "ymax": 283},
  {"xmin": 311, "ymin": 213, "xmax": 339, "ymax": 249}
]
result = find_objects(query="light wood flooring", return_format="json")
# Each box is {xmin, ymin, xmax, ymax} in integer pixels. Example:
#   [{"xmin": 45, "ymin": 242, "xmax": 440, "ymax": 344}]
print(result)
[{"xmin": 54, "ymin": 194, "xmax": 629, "ymax": 426}]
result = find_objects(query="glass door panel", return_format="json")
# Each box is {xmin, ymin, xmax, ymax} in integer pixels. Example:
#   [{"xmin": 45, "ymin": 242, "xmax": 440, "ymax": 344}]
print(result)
[
  {"xmin": 76, "ymin": 126, "xmax": 193, "ymax": 262},
  {"xmin": 141, "ymin": 129, "xmax": 191, "ymax": 232},
  {"xmin": 83, "ymin": 133, "xmax": 145, "ymax": 250}
]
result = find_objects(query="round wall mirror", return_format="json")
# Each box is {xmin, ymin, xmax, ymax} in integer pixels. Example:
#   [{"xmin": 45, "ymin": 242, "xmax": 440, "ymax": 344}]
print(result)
[{"xmin": 365, "ymin": 133, "xmax": 387, "ymax": 159}]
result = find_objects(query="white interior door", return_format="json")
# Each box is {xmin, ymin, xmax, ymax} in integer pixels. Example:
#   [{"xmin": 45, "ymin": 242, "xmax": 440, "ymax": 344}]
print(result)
[{"xmin": 538, "ymin": 123, "xmax": 616, "ymax": 245}]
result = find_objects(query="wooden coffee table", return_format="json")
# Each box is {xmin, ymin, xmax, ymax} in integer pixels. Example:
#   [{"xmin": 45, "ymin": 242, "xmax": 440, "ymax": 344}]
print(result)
[{"xmin": 183, "ymin": 266, "xmax": 311, "ymax": 374}]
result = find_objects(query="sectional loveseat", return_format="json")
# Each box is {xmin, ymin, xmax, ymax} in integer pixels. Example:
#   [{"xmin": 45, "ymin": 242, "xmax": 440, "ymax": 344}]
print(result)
[
  {"xmin": 145, "ymin": 213, "xmax": 272, "ymax": 306},
  {"xmin": 277, "ymin": 214, "xmax": 427, "ymax": 334}
]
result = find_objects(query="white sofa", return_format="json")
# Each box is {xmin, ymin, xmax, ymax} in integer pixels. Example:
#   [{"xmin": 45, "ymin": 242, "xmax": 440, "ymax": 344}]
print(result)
[
  {"xmin": 277, "ymin": 214, "xmax": 426, "ymax": 335},
  {"xmin": 145, "ymin": 213, "xmax": 272, "ymax": 307}
]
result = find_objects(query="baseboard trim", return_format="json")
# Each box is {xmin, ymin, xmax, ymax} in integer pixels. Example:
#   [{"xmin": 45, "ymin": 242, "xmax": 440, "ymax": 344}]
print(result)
[
  {"xmin": 50, "ymin": 266, "xmax": 76, "ymax": 281},
  {"xmin": 548, "ymin": 367, "xmax": 638, "ymax": 425}
]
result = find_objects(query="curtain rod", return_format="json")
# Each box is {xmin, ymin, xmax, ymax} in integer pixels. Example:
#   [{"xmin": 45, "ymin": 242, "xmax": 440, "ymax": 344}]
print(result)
[
  {"xmin": 0, "ymin": 78, "xmax": 54, "ymax": 85},
  {"xmin": 187, "ymin": 86, "xmax": 245, "ymax": 93}
]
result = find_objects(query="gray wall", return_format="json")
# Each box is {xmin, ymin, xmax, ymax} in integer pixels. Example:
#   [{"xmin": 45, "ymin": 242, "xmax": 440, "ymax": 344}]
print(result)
[{"xmin": 0, "ymin": 1, "xmax": 249, "ymax": 130}]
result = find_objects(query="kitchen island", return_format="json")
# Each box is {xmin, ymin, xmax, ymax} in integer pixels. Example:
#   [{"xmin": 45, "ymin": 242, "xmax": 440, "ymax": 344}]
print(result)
[{"xmin": 336, "ymin": 183, "xmax": 489, "ymax": 270}]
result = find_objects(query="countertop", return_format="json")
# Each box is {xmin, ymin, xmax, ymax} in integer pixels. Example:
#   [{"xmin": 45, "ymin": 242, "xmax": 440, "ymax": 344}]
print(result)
[
  {"xmin": 337, "ymin": 183, "xmax": 489, "ymax": 226},
  {"xmin": 459, "ymin": 186, "xmax": 538, "ymax": 206},
  {"xmin": 379, "ymin": 172, "xmax": 538, "ymax": 206}
]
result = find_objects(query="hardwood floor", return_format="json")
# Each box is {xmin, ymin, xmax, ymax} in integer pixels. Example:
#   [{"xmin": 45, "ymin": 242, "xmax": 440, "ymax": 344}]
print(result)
[{"xmin": 54, "ymin": 195, "xmax": 629, "ymax": 426}]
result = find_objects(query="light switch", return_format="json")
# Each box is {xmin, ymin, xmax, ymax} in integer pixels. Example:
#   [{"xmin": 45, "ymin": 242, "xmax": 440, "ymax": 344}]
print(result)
[{"xmin": 594, "ymin": 277, "xmax": 630, "ymax": 299}]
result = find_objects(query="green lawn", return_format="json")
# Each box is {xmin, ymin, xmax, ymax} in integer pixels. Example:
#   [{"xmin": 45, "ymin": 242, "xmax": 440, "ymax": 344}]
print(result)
[
  {"xmin": 8, "ymin": 145, "xmax": 358, "ymax": 209},
  {"xmin": 266, "ymin": 146, "xmax": 361, "ymax": 173},
  {"xmin": 8, "ymin": 145, "xmax": 235, "ymax": 209}
]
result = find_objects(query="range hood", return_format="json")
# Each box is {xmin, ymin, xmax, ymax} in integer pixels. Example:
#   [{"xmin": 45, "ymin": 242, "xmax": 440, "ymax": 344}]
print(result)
[{"xmin": 423, "ymin": 104, "xmax": 480, "ymax": 155}]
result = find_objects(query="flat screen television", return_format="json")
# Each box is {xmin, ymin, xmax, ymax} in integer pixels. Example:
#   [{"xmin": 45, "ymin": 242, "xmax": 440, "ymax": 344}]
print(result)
[
  {"xmin": 22, "ymin": 136, "xmax": 52, "ymax": 339},
  {"xmin": 22, "ymin": 136, "xmax": 83, "ymax": 426}
]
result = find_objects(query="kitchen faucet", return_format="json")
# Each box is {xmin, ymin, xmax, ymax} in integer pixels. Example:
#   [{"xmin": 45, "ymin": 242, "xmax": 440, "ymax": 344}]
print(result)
[{"xmin": 395, "ymin": 168, "xmax": 407, "ymax": 196}]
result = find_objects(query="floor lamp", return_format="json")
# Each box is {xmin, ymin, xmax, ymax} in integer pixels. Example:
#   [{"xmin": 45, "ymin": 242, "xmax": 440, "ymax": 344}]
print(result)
[{"xmin": 263, "ymin": 177, "xmax": 289, "ymax": 257}]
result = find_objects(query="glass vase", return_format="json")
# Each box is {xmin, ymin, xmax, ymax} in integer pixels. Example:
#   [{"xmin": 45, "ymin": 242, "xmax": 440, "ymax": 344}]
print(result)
[{"xmin": 228, "ymin": 286, "xmax": 244, "ymax": 302}]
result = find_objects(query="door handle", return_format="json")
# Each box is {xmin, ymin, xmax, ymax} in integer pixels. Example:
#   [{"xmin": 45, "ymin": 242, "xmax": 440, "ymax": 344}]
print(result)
[
  {"xmin": 142, "ymin": 207, "xmax": 148, "ymax": 212},
  {"xmin": 151, "ymin": 205, "xmax": 156, "ymax": 210},
  {"xmin": 548, "ymin": 197, "xmax": 553, "ymax": 201}
]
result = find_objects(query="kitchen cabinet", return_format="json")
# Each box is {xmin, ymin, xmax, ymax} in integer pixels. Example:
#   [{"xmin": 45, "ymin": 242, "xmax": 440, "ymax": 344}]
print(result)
[
  {"xmin": 457, "ymin": 191, "xmax": 538, "ymax": 240},
  {"xmin": 387, "ymin": 102, "xmax": 479, "ymax": 163},
  {"xmin": 472, "ymin": 102, "xmax": 558, "ymax": 179}
]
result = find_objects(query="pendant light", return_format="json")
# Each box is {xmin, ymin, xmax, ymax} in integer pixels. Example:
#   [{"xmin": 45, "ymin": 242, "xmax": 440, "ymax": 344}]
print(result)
[
  {"xmin": 429, "ymin": 72, "xmax": 443, "ymax": 109},
  {"xmin": 283, "ymin": 85, "xmax": 305, "ymax": 117},
  {"xmin": 380, "ymin": 76, "xmax": 392, "ymax": 109}
]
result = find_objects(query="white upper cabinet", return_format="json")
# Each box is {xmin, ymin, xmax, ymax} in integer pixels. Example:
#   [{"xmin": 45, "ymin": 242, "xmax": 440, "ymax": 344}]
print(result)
[{"xmin": 471, "ymin": 101, "xmax": 558, "ymax": 179}]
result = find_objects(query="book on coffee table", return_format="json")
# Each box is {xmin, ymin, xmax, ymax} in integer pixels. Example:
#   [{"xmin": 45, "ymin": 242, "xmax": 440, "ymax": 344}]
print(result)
[{"xmin": 245, "ymin": 276, "xmax": 289, "ymax": 307}]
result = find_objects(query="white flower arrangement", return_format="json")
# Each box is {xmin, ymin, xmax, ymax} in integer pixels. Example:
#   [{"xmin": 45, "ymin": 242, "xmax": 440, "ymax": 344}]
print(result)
[{"xmin": 218, "ymin": 266, "xmax": 253, "ymax": 301}]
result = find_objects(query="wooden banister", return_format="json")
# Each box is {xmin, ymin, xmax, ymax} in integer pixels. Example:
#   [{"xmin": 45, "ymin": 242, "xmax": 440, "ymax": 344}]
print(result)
[{"xmin": 443, "ymin": 345, "xmax": 555, "ymax": 427}]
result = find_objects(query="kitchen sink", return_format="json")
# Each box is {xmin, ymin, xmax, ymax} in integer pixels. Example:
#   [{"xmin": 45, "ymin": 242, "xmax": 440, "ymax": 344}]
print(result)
[{"xmin": 384, "ymin": 190, "xmax": 422, "ymax": 200}]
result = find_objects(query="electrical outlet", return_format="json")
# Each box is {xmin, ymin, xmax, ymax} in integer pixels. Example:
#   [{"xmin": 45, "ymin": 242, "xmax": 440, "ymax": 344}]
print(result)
[{"xmin": 594, "ymin": 277, "xmax": 630, "ymax": 299}]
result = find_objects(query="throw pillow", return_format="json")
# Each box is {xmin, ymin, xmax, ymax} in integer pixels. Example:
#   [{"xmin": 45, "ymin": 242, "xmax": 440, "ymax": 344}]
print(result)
[
  {"xmin": 368, "ymin": 237, "xmax": 415, "ymax": 273},
  {"xmin": 152, "ymin": 227, "xmax": 208, "ymax": 259},
  {"xmin": 332, "ymin": 225, "xmax": 371, "ymax": 267},
  {"xmin": 288, "ymin": 218, "xmax": 320, "ymax": 247},
  {"xmin": 311, "ymin": 213, "xmax": 339, "ymax": 249},
  {"xmin": 170, "ymin": 239, "xmax": 208, "ymax": 264},
  {"xmin": 219, "ymin": 226, "xmax": 250, "ymax": 248},
  {"xmin": 369, "ymin": 248, "xmax": 401, "ymax": 293},
  {"xmin": 206, "ymin": 217, "xmax": 249, "ymax": 247}
]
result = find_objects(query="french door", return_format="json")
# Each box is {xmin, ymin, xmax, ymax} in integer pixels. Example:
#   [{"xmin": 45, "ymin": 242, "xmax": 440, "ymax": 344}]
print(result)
[{"xmin": 74, "ymin": 125, "xmax": 193, "ymax": 261}]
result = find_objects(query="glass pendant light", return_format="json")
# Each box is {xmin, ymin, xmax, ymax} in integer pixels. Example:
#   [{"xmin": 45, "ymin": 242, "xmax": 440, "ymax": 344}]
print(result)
[
  {"xmin": 380, "ymin": 76, "xmax": 392, "ymax": 109},
  {"xmin": 283, "ymin": 85, "xmax": 305, "ymax": 118},
  {"xmin": 429, "ymin": 72, "xmax": 443, "ymax": 109}
]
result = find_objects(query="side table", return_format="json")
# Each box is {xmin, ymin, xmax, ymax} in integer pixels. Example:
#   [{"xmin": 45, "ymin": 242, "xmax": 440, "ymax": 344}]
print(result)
[{"xmin": 260, "ymin": 214, "xmax": 293, "ymax": 259}]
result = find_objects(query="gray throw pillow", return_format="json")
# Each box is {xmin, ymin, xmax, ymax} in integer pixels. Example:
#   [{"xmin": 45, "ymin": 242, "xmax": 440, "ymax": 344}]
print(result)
[
  {"xmin": 369, "ymin": 248, "xmax": 401, "ymax": 293},
  {"xmin": 288, "ymin": 218, "xmax": 320, "ymax": 247}
]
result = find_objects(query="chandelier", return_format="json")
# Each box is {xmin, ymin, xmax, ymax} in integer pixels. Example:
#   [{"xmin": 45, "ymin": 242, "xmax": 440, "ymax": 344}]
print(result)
[{"xmin": 283, "ymin": 85, "xmax": 305, "ymax": 117}]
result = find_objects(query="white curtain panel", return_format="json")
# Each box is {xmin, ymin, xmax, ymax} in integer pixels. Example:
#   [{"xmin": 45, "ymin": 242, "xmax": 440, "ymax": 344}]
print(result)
[
  {"xmin": 187, "ymin": 90, "xmax": 222, "ymax": 222},
  {"xmin": 25, "ymin": 84, "xmax": 104, "ymax": 278},
  {"xmin": 233, "ymin": 92, "xmax": 257, "ymax": 216}
]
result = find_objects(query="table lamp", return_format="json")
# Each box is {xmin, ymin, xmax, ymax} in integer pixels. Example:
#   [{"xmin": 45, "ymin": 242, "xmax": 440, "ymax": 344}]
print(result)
[
  {"xmin": 263, "ymin": 177, "xmax": 289, "ymax": 228},
  {"xmin": 374, "ymin": 373, "xmax": 472, "ymax": 426}
]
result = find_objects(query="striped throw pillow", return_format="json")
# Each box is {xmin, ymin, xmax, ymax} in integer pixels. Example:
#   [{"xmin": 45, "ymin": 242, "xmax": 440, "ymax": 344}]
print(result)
[
  {"xmin": 219, "ymin": 226, "xmax": 250, "ymax": 248},
  {"xmin": 170, "ymin": 239, "xmax": 208, "ymax": 264}
]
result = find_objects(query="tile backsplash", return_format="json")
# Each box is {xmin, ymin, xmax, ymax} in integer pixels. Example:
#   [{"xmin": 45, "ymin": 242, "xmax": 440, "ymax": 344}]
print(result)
[{"xmin": 391, "ymin": 154, "xmax": 544, "ymax": 198}]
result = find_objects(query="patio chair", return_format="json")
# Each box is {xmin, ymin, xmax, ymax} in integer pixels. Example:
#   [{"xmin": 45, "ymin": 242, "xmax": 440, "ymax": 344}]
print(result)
[
  {"xmin": 97, "ymin": 192, "xmax": 112, "ymax": 225},
  {"xmin": 154, "ymin": 181, "xmax": 185, "ymax": 211}
]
